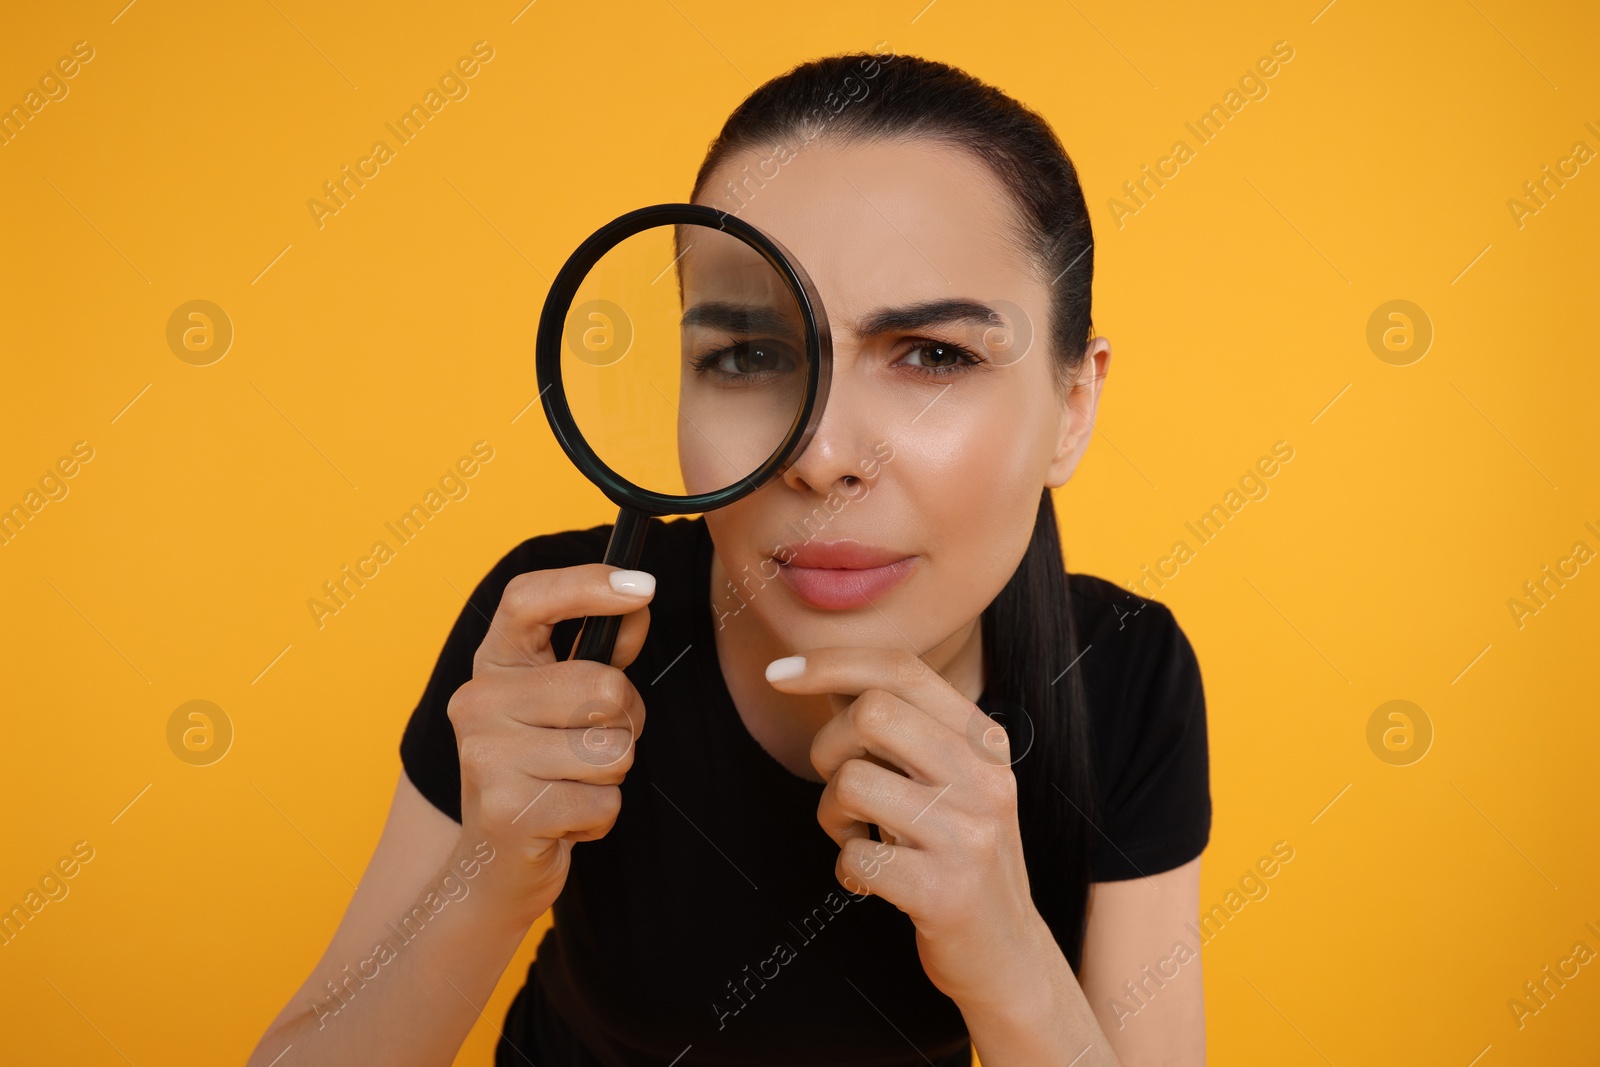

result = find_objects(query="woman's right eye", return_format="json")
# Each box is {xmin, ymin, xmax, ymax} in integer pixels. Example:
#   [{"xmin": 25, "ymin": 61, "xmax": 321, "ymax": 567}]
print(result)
[{"xmin": 691, "ymin": 341, "xmax": 796, "ymax": 378}]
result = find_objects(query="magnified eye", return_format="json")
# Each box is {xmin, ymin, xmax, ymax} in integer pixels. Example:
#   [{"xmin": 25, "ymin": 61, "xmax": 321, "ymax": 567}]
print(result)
[{"xmin": 690, "ymin": 340, "xmax": 798, "ymax": 380}]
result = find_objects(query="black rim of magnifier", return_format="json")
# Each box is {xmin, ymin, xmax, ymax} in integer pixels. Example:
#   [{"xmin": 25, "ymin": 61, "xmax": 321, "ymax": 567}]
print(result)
[{"xmin": 535, "ymin": 202, "xmax": 833, "ymax": 517}]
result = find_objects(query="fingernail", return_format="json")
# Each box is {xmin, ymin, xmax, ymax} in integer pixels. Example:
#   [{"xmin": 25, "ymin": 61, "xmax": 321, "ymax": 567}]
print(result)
[
  {"xmin": 765, "ymin": 655, "xmax": 806, "ymax": 682},
  {"xmin": 609, "ymin": 569, "xmax": 656, "ymax": 596}
]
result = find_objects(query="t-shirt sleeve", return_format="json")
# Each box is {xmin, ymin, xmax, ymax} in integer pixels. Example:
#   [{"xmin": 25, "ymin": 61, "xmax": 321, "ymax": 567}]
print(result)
[
  {"xmin": 400, "ymin": 527, "xmax": 611, "ymax": 822},
  {"xmin": 398, "ymin": 542, "xmax": 532, "ymax": 824},
  {"xmin": 1087, "ymin": 602, "xmax": 1212, "ymax": 882}
]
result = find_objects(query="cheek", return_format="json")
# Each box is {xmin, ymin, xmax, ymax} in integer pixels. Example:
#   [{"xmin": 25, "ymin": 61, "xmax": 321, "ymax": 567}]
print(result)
[
  {"xmin": 894, "ymin": 395, "xmax": 1053, "ymax": 511},
  {"xmin": 677, "ymin": 428, "xmax": 766, "ymax": 497},
  {"xmin": 679, "ymin": 441, "xmax": 723, "ymax": 497},
  {"xmin": 703, "ymin": 490, "xmax": 777, "ymax": 566},
  {"xmin": 677, "ymin": 390, "xmax": 801, "ymax": 496},
  {"xmin": 889, "ymin": 420, "xmax": 1048, "ymax": 610}
]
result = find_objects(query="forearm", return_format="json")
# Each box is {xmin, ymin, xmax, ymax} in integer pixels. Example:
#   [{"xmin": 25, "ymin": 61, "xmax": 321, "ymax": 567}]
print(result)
[
  {"xmin": 958, "ymin": 920, "xmax": 1120, "ymax": 1067},
  {"xmin": 247, "ymin": 846, "xmax": 542, "ymax": 1067}
]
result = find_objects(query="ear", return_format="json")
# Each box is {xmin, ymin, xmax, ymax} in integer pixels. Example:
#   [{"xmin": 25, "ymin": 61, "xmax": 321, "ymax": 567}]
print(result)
[{"xmin": 1044, "ymin": 335, "xmax": 1112, "ymax": 488}]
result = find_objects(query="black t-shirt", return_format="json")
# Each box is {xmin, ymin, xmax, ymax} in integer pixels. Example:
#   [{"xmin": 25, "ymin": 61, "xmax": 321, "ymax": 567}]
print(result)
[{"xmin": 400, "ymin": 516, "xmax": 1210, "ymax": 1067}]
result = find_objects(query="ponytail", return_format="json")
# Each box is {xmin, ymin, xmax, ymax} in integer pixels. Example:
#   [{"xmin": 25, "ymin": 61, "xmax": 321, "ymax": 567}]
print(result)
[{"xmin": 980, "ymin": 488, "xmax": 1098, "ymax": 973}]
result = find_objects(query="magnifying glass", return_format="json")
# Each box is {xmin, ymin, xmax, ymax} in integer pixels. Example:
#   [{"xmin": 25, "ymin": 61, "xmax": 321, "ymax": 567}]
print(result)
[{"xmin": 536, "ymin": 203, "xmax": 833, "ymax": 665}]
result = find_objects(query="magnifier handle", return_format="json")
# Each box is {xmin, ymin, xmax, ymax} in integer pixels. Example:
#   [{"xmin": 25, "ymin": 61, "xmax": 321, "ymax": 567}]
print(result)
[{"xmin": 569, "ymin": 507, "xmax": 651, "ymax": 664}]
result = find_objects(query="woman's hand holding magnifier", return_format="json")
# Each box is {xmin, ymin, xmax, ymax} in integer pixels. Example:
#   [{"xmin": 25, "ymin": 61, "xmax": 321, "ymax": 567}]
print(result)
[{"xmin": 445, "ymin": 563, "xmax": 655, "ymax": 928}]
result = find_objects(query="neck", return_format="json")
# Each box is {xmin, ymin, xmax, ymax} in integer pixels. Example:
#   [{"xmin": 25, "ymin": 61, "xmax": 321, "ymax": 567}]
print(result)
[{"xmin": 708, "ymin": 545, "xmax": 987, "ymax": 778}]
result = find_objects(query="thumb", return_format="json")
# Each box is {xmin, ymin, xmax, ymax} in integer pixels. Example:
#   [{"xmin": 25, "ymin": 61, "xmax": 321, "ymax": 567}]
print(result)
[{"xmin": 609, "ymin": 605, "xmax": 651, "ymax": 670}]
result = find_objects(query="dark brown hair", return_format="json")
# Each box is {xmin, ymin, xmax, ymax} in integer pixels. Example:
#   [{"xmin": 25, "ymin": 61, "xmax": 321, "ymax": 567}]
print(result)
[{"xmin": 689, "ymin": 50, "xmax": 1102, "ymax": 972}]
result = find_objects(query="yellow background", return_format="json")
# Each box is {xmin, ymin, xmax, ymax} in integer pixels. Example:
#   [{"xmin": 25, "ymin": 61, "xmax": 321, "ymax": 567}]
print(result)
[{"xmin": 2, "ymin": 0, "xmax": 1596, "ymax": 1063}]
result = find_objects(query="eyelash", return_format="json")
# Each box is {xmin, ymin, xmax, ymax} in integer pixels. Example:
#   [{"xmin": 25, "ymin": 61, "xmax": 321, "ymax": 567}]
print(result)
[
  {"xmin": 687, "ymin": 337, "xmax": 989, "ymax": 381},
  {"xmin": 687, "ymin": 342, "xmax": 791, "ymax": 382},
  {"xmin": 897, "ymin": 337, "xmax": 987, "ymax": 378}
]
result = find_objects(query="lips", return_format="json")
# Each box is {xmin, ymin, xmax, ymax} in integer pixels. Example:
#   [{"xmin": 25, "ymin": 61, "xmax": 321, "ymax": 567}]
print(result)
[{"xmin": 773, "ymin": 539, "xmax": 917, "ymax": 610}]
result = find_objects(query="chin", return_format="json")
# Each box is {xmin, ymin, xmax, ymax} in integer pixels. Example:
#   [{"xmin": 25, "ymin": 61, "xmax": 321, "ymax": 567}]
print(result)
[{"xmin": 772, "ymin": 604, "xmax": 918, "ymax": 652}]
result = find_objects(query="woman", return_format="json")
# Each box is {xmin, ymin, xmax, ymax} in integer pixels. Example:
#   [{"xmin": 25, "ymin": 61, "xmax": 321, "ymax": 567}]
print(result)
[{"xmin": 250, "ymin": 50, "xmax": 1211, "ymax": 1067}]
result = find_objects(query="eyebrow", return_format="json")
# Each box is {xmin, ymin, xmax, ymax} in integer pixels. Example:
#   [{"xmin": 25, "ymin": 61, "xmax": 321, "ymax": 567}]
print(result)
[
  {"xmin": 681, "ymin": 302, "xmax": 794, "ymax": 334},
  {"xmin": 682, "ymin": 297, "xmax": 1006, "ymax": 337},
  {"xmin": 856, "ymin": 299, "xmax": 1005, "ymax": 336}
]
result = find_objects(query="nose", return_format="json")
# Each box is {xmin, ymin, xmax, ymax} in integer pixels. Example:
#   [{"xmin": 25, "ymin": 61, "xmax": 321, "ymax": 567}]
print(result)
[{"xmin": 780, "ymin": 357, "xmax": 876, "ymax": 497}]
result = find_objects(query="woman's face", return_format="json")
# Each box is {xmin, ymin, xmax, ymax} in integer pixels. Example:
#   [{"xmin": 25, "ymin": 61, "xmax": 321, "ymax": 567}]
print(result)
[{"xmin": 690, "ymin": 136, "xmax": 1103, "ymax": 661}]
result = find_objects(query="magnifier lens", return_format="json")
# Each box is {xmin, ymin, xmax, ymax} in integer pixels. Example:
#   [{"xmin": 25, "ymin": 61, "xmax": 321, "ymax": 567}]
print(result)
[{"xmin": 559, "ymin": 221, "xmax": 812, "ymax": 500}]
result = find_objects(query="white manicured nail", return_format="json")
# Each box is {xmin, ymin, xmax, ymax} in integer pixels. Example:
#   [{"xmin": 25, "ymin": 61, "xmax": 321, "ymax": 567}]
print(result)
[
  {"xmin": 766, "ymin": 655, "xmax": 806, "ymax": 682},
  {"xmin": 608, "ymin": 570, "xmax": 656, "ymax": 596}
]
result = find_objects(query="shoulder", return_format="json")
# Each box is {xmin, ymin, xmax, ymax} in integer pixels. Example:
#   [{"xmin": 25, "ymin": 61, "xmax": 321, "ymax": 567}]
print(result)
[
  {"xmin": 1066, "ymin": 572, "xmax": 1211, "ymax": 880},
  {"xmin": 1067, "ymin": 572, "xmax": 1202, "ymax": 698}
]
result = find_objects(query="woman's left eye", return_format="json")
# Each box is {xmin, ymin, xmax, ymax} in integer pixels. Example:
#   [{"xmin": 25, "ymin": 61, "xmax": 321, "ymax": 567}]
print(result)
[{"xmin": 898, "ymin": 339, "xmax": 986, "ymax": 376}]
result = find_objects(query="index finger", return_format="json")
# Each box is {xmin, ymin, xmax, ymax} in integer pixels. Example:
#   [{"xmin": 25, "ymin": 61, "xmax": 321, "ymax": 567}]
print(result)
[
  {"xmin": 763, "ymin": 646, "xmax": 976, "ymax": 736},
  {"xmin": 475, "ymin": 564, "xmax": 656, "ymax": 671}
]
